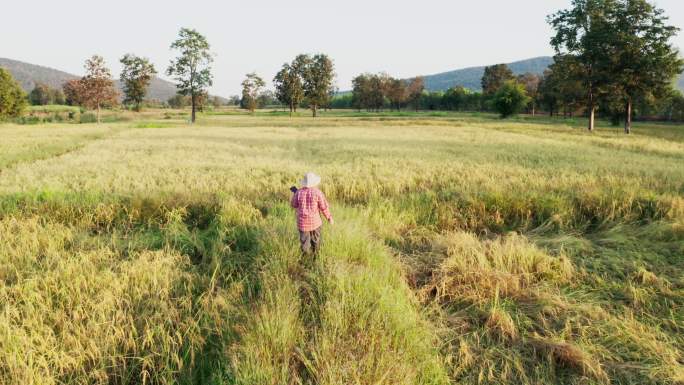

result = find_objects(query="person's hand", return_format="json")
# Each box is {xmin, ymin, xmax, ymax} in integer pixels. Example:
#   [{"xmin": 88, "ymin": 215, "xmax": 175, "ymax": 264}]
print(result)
[{"xmin": 329, "ymin": 218, "xmax": 335, "ymax": 225}]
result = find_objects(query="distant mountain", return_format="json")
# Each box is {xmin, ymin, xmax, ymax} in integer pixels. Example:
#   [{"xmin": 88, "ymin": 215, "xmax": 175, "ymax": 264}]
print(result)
[
  {"xmin": 419, "ymin": 56, "xmax": 684, "ymax": 93},
  {"xmin": 419, "ymin": 57, "xmax": 554, "ymax": 92},
  {"xmin": 0, "ymin": 57, "xmax": 180, "ymax": 102}
]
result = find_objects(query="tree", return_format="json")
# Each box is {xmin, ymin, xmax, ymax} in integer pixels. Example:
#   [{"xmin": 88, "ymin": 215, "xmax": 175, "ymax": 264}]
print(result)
[
  {"xmin": 351, "ymin": 73, "xmax": 371, "ymax": 111},
  {"xmin": 52, "ymin": 89, "xmax": 65, "ymax": 105},
  {"xmin": 610, "ymin": 0, "xmax": 683, "ymax": 134},
  {"xmin": 241, "ymin": 73, "xmax": 265, "ymax": 112},
  {"xmin": 481, "ymin": 64, "xmax": 514, "ymax": 96},
  {"xmin": 407, "ymin": 77, "xmax": 425, "ymax": 111},
  {"xmin": 493, "ymin": 80, "xmax": 530, "ymax": 118},
  {"xmin": 273, "ymin": 62, "xmax": 304, "ymax": 115},
  {"xmin": 167, "ymin": 28, "xmax": 213, "ymax": 124},
  {"xmin": 29, "ymin": 83, "xmax": 52, "ymax": 105},
  {"xmin": 120, "ymin": 54, "xmax": 157, "ymax": 111},
  {"xmin": 301, "ymin": 54, "xmax": 335, "ymax": 117},
  {"xmin": 443, "ymin": 86, "xmax": 468, "ymax": 111},
  {"xmin": 80, "ymin": 55, "xmax": 118, "ymax": 124},
  {"xmin": 385, "ymin": 78, "xmax": 408, "ymax": 111},
  {"xmin": 517, "ymin": 73, "xmax": 541, "ymax": 115},
  {"xmin": 0, "ymin": 68, "xmax": 27, "ymax": 119},
  {"xmin": 549, "ymin": 0, "xmax": 617, "ymax": 131},
  {"xmin": 63, "ymin": 79, "xmax": 83, "ymax": 106}
]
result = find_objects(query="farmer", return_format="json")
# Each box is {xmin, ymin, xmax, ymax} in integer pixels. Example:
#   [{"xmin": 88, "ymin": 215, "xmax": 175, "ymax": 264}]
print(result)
[{"xmin": 290, "ymin": 172, "xmax": 334, "ymax": 256}]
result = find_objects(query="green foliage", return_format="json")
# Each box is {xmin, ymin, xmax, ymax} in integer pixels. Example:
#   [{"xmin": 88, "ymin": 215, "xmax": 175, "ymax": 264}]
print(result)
[
  {"xmin": 493, "ymin": 80, "xmax": 531, "ymax": 118},
  {"xmin": 120, "ymin": 54, "xmax": 157, "ymax": 111},
  {"xmin": 29, "ymin": 83, "xmax": 66, "ymax": 106},
  {"xmin": 481, "ymin": 64, "xmax": 514, "ymax": 96},
  {"xmin": 351, "ymin": 73, "xmax": 387, "ymax": 111},
  {"xmin": 273, "ymin": 61, "xmax": 304, "ymax": 113},
  {"xmin": 609, "ymin": 0, "xmax": 684, "ymax": 133},
  {"xmin": 300, "ymin": 53, "xmax": 335, "ymax": 117},
  {"xmin": 240, "ymin": 72, "xmax": 265, "ymax": 112},
  {"xmin": 0, "ymin": 68, "xmax": 28, "ymax": 119},
  {"xmin": 166, "ymin": 27, "xmax": 213, "ymax": 123}
]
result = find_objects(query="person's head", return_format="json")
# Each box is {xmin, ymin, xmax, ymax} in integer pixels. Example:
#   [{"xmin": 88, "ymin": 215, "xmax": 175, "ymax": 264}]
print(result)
[{"xmin": 300, "ymin": 172, "xmax": 321, "ymax": 188}]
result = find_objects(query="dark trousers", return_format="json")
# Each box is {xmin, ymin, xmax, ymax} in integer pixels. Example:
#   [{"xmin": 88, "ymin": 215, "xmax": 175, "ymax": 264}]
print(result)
[{"xmin": 299, "ymin": 226, "xmax": 322, "ymax": 255}]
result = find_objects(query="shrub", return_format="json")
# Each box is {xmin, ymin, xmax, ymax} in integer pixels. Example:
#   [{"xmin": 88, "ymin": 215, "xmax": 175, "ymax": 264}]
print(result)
[{"xmin": 493, "ymin": 80, "xmax": 530, "ymax": 118}]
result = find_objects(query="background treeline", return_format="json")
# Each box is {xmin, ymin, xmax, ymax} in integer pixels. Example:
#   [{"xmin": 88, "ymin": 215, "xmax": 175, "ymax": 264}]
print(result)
[{"xmin": 330, "ymin": 55, "xmax": 684, "ymax": 124}]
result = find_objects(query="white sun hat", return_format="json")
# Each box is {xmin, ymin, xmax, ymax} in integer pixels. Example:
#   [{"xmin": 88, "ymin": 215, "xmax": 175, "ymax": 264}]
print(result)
[{"xmin": 300, "ymin": 172, "xmax": 321, "ymax": 188}]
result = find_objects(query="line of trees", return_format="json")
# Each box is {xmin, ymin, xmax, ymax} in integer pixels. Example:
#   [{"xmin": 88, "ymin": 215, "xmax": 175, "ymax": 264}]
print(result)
[
  {"xmin": 348, "ymin": 74, "xmax": 425, "ymax": 112},
  {"xmin": 29, "ymin": 83, "xmax": 65, "ymax": 106},
  {"xmin": 272, "ymin": 54, "xmax": 336, "ymax": 117}
]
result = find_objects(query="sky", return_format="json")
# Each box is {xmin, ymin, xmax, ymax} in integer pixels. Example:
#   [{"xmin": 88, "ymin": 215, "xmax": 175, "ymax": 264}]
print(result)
[{"xmin": 2, "ymin": 0, "xmax": 683, "ymax": 96}]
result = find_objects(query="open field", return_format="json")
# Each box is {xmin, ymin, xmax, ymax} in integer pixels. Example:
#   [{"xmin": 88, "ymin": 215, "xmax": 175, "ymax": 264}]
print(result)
[{"xmin": 1, "ymin": 110, "xmax": 683, "ymax": 385}]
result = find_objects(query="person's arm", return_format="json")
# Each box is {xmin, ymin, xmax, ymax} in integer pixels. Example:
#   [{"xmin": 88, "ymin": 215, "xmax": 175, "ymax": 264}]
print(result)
[
  {"xmin": 318, "ymin": 191, "xmax": 333, "ymax": 223},
  {"xmin": 291, "ymin": 190, "xmax": 299, "ymax": 208}
]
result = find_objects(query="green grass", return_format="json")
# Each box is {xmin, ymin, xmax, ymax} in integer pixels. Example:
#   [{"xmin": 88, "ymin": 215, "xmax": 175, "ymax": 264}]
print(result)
[
  {"xmin": 0, "ymin": 112, "xmax": 682, "ymax": 384},
  {"xmin": 28, "ymin": 104, "xmax": 81, "ymax": 113}
]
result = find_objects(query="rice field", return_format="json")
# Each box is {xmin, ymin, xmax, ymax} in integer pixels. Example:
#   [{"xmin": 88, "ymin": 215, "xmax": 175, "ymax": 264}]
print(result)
[{"xmin": 1, "ymin": 110, "xmax": 683, "ymax": 385}]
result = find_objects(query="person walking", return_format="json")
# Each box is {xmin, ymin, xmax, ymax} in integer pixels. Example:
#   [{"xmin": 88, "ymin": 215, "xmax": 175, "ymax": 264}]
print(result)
[{"xmin": 291, "ymin": 172, "xmax": 334, "ymax": 256}]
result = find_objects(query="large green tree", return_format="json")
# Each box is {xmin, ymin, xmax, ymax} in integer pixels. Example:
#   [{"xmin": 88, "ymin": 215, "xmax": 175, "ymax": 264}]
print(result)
[
  {"xmin": 120, "ymin": 54, "xmax": 157, "ymax": 111},
  {"xmin": 0, "ymin": 68, "xmax": 27, "ymax": 119},
  {"xmin": 610, "ymin": 0, "xmax": 683, "ymax": 133},
  {"xmin": 273, "ymin": 62, "xmax": 304, "ymax": 115},
  {"xmin": 481, "ymin": 64, "xmax": 514, "ymax": 96},
  {"xmin": 301, "ymin": 54, "xmax": 335, "ymax": 117},
  {"xmin": 241, "ymin": 73, "xmax": 265, "ymax": 112},
  {"xmin": 549, "ymin": 0, "xmax": 618, "ymax": 131},
  {"xmin": 167, "ymin": 28, "xmax": 213, "ymax": 123}
]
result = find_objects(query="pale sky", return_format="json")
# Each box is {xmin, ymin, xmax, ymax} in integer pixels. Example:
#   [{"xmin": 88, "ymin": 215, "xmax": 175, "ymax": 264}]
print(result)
[{"xmin": 2, "ymin": 0, "xmax": 683, "ymax": 96}]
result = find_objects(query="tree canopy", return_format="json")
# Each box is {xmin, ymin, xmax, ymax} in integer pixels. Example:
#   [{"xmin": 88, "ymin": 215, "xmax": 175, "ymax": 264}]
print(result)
[
  {"xmin": 482, "ymin": 64, "xmax": 514, "ymax": 96},
  {"xmin": 0, "ymin": 68, "xmax": 27, "ymax": 119},
  {"xmin": 79, "ymin": 55, "xmax": 118, "ymax": 124},
  {"xmin": 241, "ymin": 73, "xmax": 265, "ymax": 112},
  {"xmin": 493, "ymin": 80, "xmax": 531, "ymax": 118},
  {"xmin": 120, "ymin": 54, "xmax": 157, "ymax": 111},
  {"xmin": 301, "ymin": 54, "xmax": 335, "ymax": 117},
  {"xmin": 167, "ymin": 28, "xmax": 213, "ymax": 123}
]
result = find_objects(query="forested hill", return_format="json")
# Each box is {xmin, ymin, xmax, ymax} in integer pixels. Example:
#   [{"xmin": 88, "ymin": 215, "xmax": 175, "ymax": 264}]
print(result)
[
  {"xmin": 0, "ymin": 57, "xmax": 179, "ymax": 102},
  {"xmin": 419, "ymin": 56, "xmax": 684, "ymax": 92},
  {"xmin": 420, "ymin": 57, "xmax": 554, "ymax": 91}
]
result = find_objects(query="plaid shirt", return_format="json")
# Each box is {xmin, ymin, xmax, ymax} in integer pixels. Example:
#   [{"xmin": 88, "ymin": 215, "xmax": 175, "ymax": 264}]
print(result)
[{"xmin": 291, "ymin": 187, "xmax": 332, "ymax": 232}]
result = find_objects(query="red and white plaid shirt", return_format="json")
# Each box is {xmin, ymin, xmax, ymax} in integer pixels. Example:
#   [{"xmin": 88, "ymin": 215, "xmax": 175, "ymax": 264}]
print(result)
[{"xmin": 291, "ymin": 187, "xmax": 332, "ymax": 232}]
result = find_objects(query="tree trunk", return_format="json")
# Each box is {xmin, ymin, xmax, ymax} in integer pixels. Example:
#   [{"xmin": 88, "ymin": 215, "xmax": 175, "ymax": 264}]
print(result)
[
  {"xmin": 97, "ymin": 103, "xmax": 101, "ymax": 124},
  {"xmin": 531, "ymin": 103, "xmax": 535, "ymax": 116},
  {"xmin": 624, "ymin": 99, "xmax": 632, "ymax": 134},
  {"xmin": 191, "ymin": 93, "xmax": 197, "ymax": 123},
  {"xmin": 312, "ymin": 103, "xmax": 317, "ymax": 118},
  {"xmin": 587, "ymin": 99, "xmax": 595, "ymax": 132}
]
